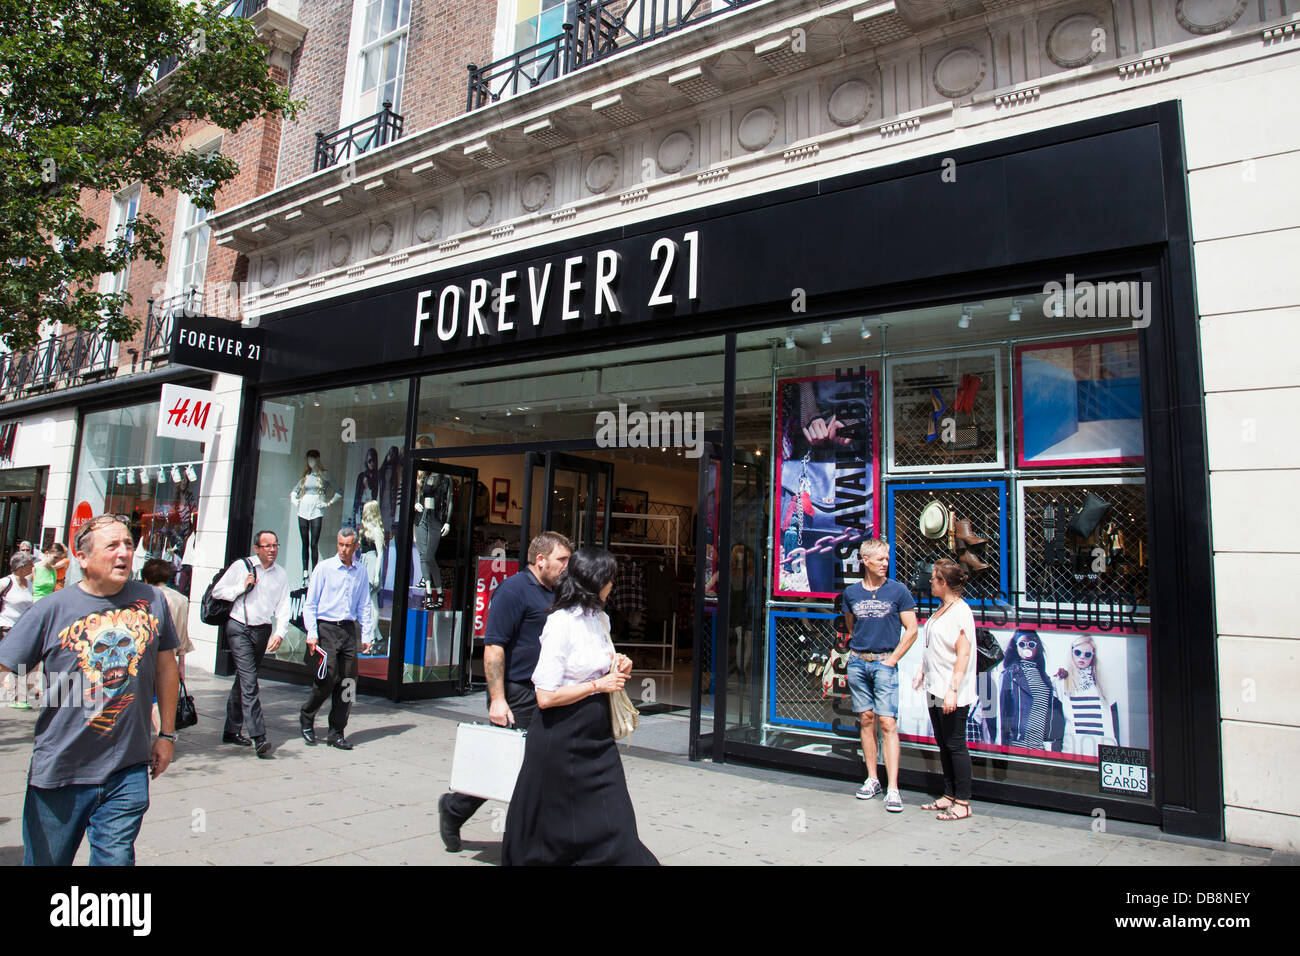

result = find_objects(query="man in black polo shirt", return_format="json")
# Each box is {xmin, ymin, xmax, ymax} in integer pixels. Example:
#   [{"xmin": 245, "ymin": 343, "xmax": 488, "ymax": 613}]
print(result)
[{"xmin": 439, "ymin": 530, "xmax": 572, "ymax": 852}]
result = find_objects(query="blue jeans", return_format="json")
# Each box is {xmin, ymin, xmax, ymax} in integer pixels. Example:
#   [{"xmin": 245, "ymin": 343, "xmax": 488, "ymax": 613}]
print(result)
[
  {"xmin": 23, "ymin": 764, "xmax": 150, "ymax": 866},
  {"xmin": 846, "ymin": 658, "xmax": 899, "ymax": 718}
]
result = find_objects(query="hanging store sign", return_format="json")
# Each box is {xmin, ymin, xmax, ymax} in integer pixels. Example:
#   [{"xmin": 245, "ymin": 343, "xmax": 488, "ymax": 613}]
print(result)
[
  {"xmin": 157, "ymin": 383, "xmax": 220, "ymax": 442},
  {"xmin": 170, "ymin": 313, "xmax": 265, "ymax": 377}
]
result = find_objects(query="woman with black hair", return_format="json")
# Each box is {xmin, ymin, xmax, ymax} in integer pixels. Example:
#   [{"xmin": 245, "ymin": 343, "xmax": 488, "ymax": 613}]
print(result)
[
  {"xmin": 999, "ymin": 628, "xmax": 1065, "ymax": 750},
  {"xmin": 502, "ymin": 547, "xmax": 659, "ymax": 866}
]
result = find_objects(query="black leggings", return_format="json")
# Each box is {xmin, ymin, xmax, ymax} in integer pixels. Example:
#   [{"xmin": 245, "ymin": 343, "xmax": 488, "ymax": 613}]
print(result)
[
  {"xmin": 298, "ymin": 516, "xmax": 322, "ymax": 575},
  {"xmin": 412, "ymin": 515, "xmax": 442, "ymax": 593},
  {"xmin": 928, "ymin": 704, "xmax": 972, "ymax": 801}
]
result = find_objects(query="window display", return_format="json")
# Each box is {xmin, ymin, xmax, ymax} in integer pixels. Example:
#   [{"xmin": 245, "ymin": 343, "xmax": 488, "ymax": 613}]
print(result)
[{"xmin": 886, "ymin": 349, "xmax": 1004, "ymax": 473}]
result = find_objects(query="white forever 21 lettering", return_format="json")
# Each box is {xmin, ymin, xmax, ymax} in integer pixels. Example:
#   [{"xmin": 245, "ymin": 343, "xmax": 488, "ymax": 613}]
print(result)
[{"xmin": 412, "ymin": 231, "xmax": 700, "ymax": 346}]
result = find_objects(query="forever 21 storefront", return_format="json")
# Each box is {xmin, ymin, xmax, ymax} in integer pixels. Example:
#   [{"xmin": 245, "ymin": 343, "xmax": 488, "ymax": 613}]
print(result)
[{"xmin": 225, "ymin": 104, "xmax": 1220, "ymax": 838}]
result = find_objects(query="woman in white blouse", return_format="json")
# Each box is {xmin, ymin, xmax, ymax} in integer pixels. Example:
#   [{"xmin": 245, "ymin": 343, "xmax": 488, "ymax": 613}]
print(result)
[
  {"xmin": 502, "ymin": 547, "xmax": 658, "ymax": 866},
  {"xmin": 911, "ymin": 558, "xmax": 977, "ymax": 821}
]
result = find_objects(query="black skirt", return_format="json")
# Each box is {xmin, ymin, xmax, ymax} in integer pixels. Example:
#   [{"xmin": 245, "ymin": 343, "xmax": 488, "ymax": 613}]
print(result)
[{"xmin": 502, "ymin": 693, "xmax": 659, "ymax": 866}]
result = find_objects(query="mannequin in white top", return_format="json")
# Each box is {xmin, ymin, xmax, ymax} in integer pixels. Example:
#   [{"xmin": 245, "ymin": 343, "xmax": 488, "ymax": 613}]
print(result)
[{"xmin": 290, "ymin": 449, "xmax": 341, "ymax": 581}]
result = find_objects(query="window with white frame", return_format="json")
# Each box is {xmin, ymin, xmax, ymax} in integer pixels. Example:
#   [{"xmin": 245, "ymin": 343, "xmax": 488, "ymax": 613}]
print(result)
[
  {"xmin": 103, "ymin": 185, "xmax": 141, "ymax": 298},
  {"xmin": 170, "ymin": 141, "xmax": 220, "ymax": 306},
  {"xmin": 355, "ymin": 0, "xmax": 411, "ymax": 119}
]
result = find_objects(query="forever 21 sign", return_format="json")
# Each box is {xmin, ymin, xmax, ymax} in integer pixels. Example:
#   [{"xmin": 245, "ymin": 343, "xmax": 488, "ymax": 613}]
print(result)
[{"xmin": 413, "ymin": 230, "xmax": 700, "ymax": 347}]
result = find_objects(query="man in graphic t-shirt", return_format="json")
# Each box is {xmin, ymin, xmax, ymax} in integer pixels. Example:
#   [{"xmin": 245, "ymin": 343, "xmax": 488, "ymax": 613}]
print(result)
[
  {"xmin": 0, "ymin": 514, "xmax": 179, "ymax": 866},
  {"xmin": 840, "ymin": 539, "xmax": 917, "ymax": 813}
]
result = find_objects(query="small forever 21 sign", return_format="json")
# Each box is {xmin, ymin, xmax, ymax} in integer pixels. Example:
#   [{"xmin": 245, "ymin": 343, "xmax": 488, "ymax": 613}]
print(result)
[{"xmin": 170, "ymin": 313, "xmax": 266, "ymax": 378}]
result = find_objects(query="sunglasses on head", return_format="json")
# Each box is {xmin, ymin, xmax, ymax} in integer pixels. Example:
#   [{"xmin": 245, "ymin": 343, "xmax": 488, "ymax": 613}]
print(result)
[
  {"xmin": 1016, "ymin": 640, "xmax": 1037, "ymax": 650},
  {"xmin": 1073, "ymin": 648, "xmax": 1094, "ymax": 658}
]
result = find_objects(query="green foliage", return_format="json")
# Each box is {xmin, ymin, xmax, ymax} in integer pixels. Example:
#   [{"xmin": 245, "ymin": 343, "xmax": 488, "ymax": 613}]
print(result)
[{"xmin": 0, "ymin": 0, "xmax": 299, "ymax": 350}]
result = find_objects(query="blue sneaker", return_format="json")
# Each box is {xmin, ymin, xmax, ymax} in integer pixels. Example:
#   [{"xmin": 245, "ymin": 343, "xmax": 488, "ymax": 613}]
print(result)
[{"xmin": 856, "ymin": 778, "xmax": 882, "ymax": 800}]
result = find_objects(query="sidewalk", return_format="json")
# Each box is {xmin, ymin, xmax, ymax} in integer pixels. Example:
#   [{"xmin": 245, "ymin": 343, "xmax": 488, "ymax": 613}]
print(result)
[{"xmin": 0, "ymin": 670, "xmax": 1282, "ymax": 866}]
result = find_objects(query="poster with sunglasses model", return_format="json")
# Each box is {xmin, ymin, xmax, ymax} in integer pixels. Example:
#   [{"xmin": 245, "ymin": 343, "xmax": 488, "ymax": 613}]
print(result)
[
  {"xmin": 891, "ymin": 624, "xmax": 1150, "ymax": 767},
  {"xmin": 772, "ymin": 369, "xmax": 880, "ymax": 600}
]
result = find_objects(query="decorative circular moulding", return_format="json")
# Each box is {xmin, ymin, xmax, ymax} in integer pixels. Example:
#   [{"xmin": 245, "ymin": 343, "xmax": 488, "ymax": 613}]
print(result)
[
  {"xmin": 520, "ymin": 172, "xmax": 553, "ymax": 211},
  {"xmin": 465, "ymin": 190, "xmax": 493, "ymax": 228},
  {"xmin": 259, "ymin": 258, "xmax": 279, "ymax": 287},
  {"xmin": 585, "ymin": 153, "xmax": 619, "ymax": 194},
  {"xmin": 1046, "ymin": 13, "xmax": 1105, "ymax": 69},
  {"xmin": 369, "ymin": 220, "xmax": 394, "ymax": 256},
  {"xmin": 656, "ymin": 130, "xmax": 695, "ymax": 174},
  {"xmin": 737, "ymin": 106, "xmax": 779, "ymax": 151},
  {"xmin": 328, "ymin": 235, "xmax": 350, "ymax": 268},
  {"xmin": 827, "ymin": 79, "xmax": 874, "ymax": 127},
  {"xmin": 414, "ymin": 206, "xmax": 442, "ymax": 243},
  {"xmin": 1175, "ymin": 0, "xmax": 1247, "ymax": 34},
  {"xmin": 932, "ymin": 47, "xmax": 988, "ymax": 99},
  {"xmin": 293, "ymin": 248, "xmax": 313, "ymax": 278}
]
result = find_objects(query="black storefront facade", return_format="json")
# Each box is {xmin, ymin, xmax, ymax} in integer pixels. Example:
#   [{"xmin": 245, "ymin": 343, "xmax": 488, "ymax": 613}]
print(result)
[{"xmin": 222, "ymin": 102, "xmax": 1221, "ymax": 840}]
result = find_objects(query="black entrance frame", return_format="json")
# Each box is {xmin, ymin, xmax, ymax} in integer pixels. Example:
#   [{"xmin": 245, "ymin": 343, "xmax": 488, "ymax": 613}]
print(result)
[{"xmin": 225, "ymin": 101, "xmax": 1218, "ymax": 839}]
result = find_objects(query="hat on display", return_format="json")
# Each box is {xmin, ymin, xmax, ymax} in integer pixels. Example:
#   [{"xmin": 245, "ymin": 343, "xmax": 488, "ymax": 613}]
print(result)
[{"xmin": 918, "ymin": 501, "xmax": 950, "ymax": 539}]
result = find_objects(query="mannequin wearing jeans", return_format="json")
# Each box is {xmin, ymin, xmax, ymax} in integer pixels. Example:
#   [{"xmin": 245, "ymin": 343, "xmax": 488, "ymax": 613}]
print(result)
[
  {"xmin": 291, "ymin": 451, "xmax": 341, "ymax": 582},
  {"xmin": 359, "ymin": 501, "xmax": 385, "ymax": 650},
  {"xmin": 413, "ymin": 470, "xmax": 452, "ymax": 611}
]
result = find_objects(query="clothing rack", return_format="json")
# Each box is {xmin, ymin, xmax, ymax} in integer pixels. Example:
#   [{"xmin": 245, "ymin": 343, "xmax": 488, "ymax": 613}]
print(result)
[{"xmin": 597, "ymin": 512, "xmax": 684, "ymax": 675}]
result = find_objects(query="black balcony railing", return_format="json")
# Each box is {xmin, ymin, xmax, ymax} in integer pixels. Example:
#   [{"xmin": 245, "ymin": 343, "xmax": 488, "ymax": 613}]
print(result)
[
  {"xmin": 144, "ymin": 290, "xmax": 197, "ymax": 361},
  {"xmin": 0, "ymin": 328, "xmax": 116, "ymax": 402},
  {"xmin": 314, "ymin": 101, "xmax": 404, "ymax": 172},
  {"xmin": 468, "ymin": 0, "xmax": 757, "ymax": 110}
]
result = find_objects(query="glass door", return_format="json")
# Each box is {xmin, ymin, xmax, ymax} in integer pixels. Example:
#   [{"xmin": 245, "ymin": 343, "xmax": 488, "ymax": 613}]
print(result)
[
  {"xmin": 518, "ymin": 451, "xmax": 612, "ymax": 552},
  {"xmin": 0, "ymin": 495, "xmax": 34, "ymax": 571},
  {"xmin": 394, "ymin": 455, "xmax": 478, "ymax": 690}
]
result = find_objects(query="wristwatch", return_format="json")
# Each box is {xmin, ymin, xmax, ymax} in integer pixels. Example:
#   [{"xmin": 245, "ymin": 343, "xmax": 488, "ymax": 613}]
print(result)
[{"xmin": 158, "ymin": 732, "xmax": 178, "ymax": 742}]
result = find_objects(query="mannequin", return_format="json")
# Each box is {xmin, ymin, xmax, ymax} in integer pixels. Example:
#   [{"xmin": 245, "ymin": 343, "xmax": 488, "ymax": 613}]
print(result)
[
  {"xmin": 290, "ymin": 449, "xmax": 341, "ymax": 581},
  {"xmin": 359, "ymin": 500, "xmax": 385, "ymax": 652},
  {"xmin": 412, "ymin": 462, "xmax": 453, "ymax": 611},
  {"xmin": 378, "ymin": 446, "xmax": 402, "ymax": 540},
  {"xmin": 170, "ymin": 474, "xmax": 197, "ymax": 553},
  {"xmin": 352, "ymin": 447, "xmax": 380, "ymax": 529}
]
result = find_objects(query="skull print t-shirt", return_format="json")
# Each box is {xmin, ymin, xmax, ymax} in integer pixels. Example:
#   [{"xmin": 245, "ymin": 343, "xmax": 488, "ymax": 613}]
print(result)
[{"xmin": 0, "ymin": 581, "xmax": 178, "ymax": 788}]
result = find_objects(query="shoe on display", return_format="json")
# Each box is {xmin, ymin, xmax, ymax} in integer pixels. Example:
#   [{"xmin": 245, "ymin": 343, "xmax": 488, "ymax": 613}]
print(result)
[
  {"xmin": 253, "ymin": 736, "xmax": 274, "ymax": 758},
  {"xmin": 856, "ymin": 778, "xmax": 883, "ymax": 800},
  {"xmin": 222, "ymin": 731, "xmax": 252, "ymax": 746},
  {"xmin": 885, "ymin": 790, "xmax": 904, "ymax": 813},
  {"xmin": 438, "ymin": 793, "xmax": 463, "ymax": 853}
]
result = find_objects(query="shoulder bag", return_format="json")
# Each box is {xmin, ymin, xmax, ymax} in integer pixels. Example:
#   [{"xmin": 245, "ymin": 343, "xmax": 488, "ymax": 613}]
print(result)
[
  {"xmin": 600, "ymin": 617, "xmax": 639, "ymax": 740},
  {"xmin": 974, "ymin": 627, "xmax": 1004, "ymax": 673}
]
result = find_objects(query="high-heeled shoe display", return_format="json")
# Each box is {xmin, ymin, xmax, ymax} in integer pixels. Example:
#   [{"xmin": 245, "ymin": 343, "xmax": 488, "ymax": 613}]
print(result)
[{"xmin": 925, "ymin": 387, "xmax": 948, "ymax": 443}]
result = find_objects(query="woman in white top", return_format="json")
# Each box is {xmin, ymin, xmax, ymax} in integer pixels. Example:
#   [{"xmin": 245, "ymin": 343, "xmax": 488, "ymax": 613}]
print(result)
[
  {"xmin": 0, "ymin": 552, "xmax": 39, "ymax": 707},
  {"xmin": 911, "ymin": 558, "xmax": 977, "ymax": 820},
  {"xmin": 502, "ymin": 547, "xmax": 658, "ymax": 866}
]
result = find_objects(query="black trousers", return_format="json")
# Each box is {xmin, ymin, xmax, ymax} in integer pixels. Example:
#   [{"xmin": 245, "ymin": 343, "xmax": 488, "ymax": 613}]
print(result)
[
  {"xmin": 928, "ymin": 703, "xmax": 973, "ymax": 801},
  {"xmin": 224, "ymin": 620, "xmax": 272, "ymax": 738},
  {"xmin": 300, "ymin": 621, "xmax": 359, "ymax": 734},
  {"xmin": 444, "ymin": 679, "xmax": 537, "ymax": 826}
]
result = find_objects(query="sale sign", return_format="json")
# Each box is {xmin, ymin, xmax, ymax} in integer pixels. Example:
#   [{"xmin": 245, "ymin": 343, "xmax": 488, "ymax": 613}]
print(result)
[
  {"xmin": 473, "ymin": 555, "xmax": 518, "ymax": 640},
  {"xmin": 258, "ymin": 400, "xmax": 295, "ymax": 454},
  {"xmin": 157, "ymin": 383, "xmax": 221, "ymax": 442}
]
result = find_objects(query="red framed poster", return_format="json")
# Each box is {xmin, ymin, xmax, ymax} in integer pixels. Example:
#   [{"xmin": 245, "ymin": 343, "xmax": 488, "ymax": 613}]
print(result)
[{"xmin": 772, "ymin": 368, "xmax": 880, "ymax": 600}]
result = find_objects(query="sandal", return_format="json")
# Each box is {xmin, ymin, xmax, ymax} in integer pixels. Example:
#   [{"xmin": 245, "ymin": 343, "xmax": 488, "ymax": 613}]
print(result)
[
  {"xmin": 921, "ymin": 796, "xmax": 955, "ymax": 811},
  {"xmin": 936, "ymin": 800, "xmax": 973, "ymax": 821}
]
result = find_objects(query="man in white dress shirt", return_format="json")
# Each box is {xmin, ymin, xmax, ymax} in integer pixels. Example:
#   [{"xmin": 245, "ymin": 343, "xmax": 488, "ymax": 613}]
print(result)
[
  {"xmin": 213, "ymin": 530, "xmax": 291, "ymax": 757},
  {"xmin": 299, "ymin": 527, "xmax": 374, "ymax": 751}
]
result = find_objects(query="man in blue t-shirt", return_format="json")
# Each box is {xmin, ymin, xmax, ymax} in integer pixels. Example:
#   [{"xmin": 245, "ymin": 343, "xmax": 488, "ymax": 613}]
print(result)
[
  {"xmin": 840, "ymin": 539, "xmax": 917, "ymax": 812},
  {"xmin": 438, "ymin": 530, "xmax": 572, "ymax": 852}
]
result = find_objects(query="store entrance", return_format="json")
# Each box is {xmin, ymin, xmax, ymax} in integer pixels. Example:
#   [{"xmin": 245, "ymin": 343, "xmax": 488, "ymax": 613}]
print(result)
[{"xmin": 0, "ymin": 493, "xmax": 37, "ymax": 569}]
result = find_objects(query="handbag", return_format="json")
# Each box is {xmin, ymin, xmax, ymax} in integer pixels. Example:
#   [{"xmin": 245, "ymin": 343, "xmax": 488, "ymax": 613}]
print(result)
[
  {"xmin": 1067, "ymin": 493, "xmax": 1112, "ymax": 540},
  {"xmin": 449, "ymin": 722, "xmax": 527, "ymax": 801},
  {"xmin": 610, "ymin": 687, "xmax": 640, "ymax": 740},
  {"xmin": 175, "ymin": 676, "xmax": 198, "ymax": 729},
  {"xmin": 974, "ymin": 628, "xmax": 1004, "ymax": 674}
]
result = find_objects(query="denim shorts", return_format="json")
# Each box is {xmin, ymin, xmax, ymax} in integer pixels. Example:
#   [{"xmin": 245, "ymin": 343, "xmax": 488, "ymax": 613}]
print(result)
[{"xmin": 846, "ymin": 658, "xmax": 899, "ymax": 718}]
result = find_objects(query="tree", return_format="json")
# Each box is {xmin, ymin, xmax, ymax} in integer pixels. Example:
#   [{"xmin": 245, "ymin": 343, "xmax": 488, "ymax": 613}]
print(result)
[{"xmin": 0, "ymin": 0, "xmax": 299, "ymax": 351}]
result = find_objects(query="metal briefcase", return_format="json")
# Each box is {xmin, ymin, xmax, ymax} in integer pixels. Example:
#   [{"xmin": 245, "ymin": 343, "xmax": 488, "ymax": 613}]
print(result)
[{"xmin": 449, "ymin": 722, "xmax": 527, "ymax": 803}]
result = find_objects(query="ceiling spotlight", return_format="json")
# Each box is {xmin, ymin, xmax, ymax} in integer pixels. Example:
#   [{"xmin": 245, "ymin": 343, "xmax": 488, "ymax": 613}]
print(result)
[
  {"xmin": 821, "ymin": 324, "xmax": 833, "ymax": 345},
  {"xmin": 368, "ymin": 384, "xmax": 377, "ymax": 401},
  {"xmin": 353, "ymin": 388, "xmax": 360, "ymax": 403},
  {"xmin": 860, "ymin": 318, "xmax": 872, "ymax": 340},
  {"xmin": 784, "ymin": 330, "xmax": 796, "ymax": 350},
  {"xmin": 755, "ymin": 448, "xmax": 763, "ymax": 456},
  {"xmin": 387, "ymin": 383, "xmax": 395, "ymax": 400},
  {"xmin": 295, "ymin": 395, "xmax": 305, "ymax": 409},
  {"xmin": 505, "ymin": 409, "xmax": 512, "ymax": 417},
  {"xmin": 158, "ymin": 466, "xmax": 167, "ymax": 483},
  {"xmin": 172, "ymin": 466, "xmax": 183, "ymax": 482},
  {"xmin": 957, "ymin": 308, "xmax": 972, "ymax": 330},
  {"xmin": 312, "ymin": 393, "xmax": 321, "ymax": 407},
  {"xmin": 185, "ymin": 465, "xmax": 198, "ymax": 482}
]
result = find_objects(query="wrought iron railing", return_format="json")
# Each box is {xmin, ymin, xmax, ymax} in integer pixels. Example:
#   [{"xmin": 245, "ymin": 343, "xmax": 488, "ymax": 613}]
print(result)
[
  {"xmin": 144, "ymin": 290, "xmax": 198, "ymax": 361},
  {"xmin": 314, "ymin": 101, "xmax": 404, "ymax": 172},
  {"xmin": 467, "ymin": 0, "xmax": 758, "ymax": 110},
  {"xmin": 0, "ymin": 328, "xmax": 116, "ymax": 402},
  {"xmin": 153, "ymin": 0, "xmax": 268, "ymax": 84},
  {"xmin": 467, "ymin": 27, "xmax": 575, "ymax": 112}
]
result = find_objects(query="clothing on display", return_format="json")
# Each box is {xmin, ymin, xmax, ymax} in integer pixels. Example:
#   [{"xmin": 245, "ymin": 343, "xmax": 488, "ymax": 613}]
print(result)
[
  {"xmin": 290, "ymin": 455, "xmax": 342, "ymax": 577},
  {"xmin": 351, "ymin": 448, "xmax": 380, "ymax": 529},
  {"xmin": 413, "ymin": 470, "xmax": 454, "ymax": 609}
]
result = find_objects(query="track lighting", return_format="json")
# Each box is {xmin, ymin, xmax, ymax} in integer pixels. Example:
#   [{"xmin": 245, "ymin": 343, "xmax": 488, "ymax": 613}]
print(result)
[
  {"xmin": 957, "ymin": 308, "xmax": 972, "ymax": 330},
  {"xmin": 369, "ymin": 384, "xmax": 377, "ymax": 401},
  {"xmin": 158, "ymin": 466, "xmax": 167, "ymax": 483},
  {"xmin": 1008, "ymin": 306, "xmax": 1021, "ymax": 322},
  {"xmin": 784, "ymin": 330, "xmax": 796, "ymax": 350},
  {"xmin": 860, "ymin": 318, "xmax": 872, "ymax": 340},
  {"xmin": 821, "ymin": 324, "xmax": 832, "ymax": 345},
  {"xmin": 172, "ymin": 466, "xmax": 183, "ymax": 482},
  {"xmin": 138, "ymin": 468, "xmax": 150, "ymax": 487},
  {"xmin": 185, "ymin": 465, "xmax": 198, "ymax": 482},
  {"xmin": 353, "ymin": 388, "xmax": 360, "ymax": 403},
  {"xmin": 387, "ymin": 383, "xmax": 395, "ymax": 400},
  {"xmin": 312, "ymin": 393, "xmax": 321, "ymax": 407}
]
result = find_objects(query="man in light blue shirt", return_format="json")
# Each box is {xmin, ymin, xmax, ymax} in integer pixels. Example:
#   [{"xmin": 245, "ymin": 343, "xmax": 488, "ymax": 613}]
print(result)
[{"xmin": 299, "ymin": 527, "xmax": 374, "ymax": 750}]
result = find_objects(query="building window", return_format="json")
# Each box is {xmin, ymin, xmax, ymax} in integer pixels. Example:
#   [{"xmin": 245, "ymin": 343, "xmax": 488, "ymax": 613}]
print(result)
[
  {"xmin": 170, "ymin": 143, "xmax": 219, "ymax": 304},
  {"xmin": 103, "ymin": 186, "xmax": 141, "ymax": 297},
  {"xmin": 513, "ymin": 0, "xmax": 574, "ymax": 52},
  {"xmin": 355, "ymin": 0, "xmax": 411, "ymax": 118}
]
